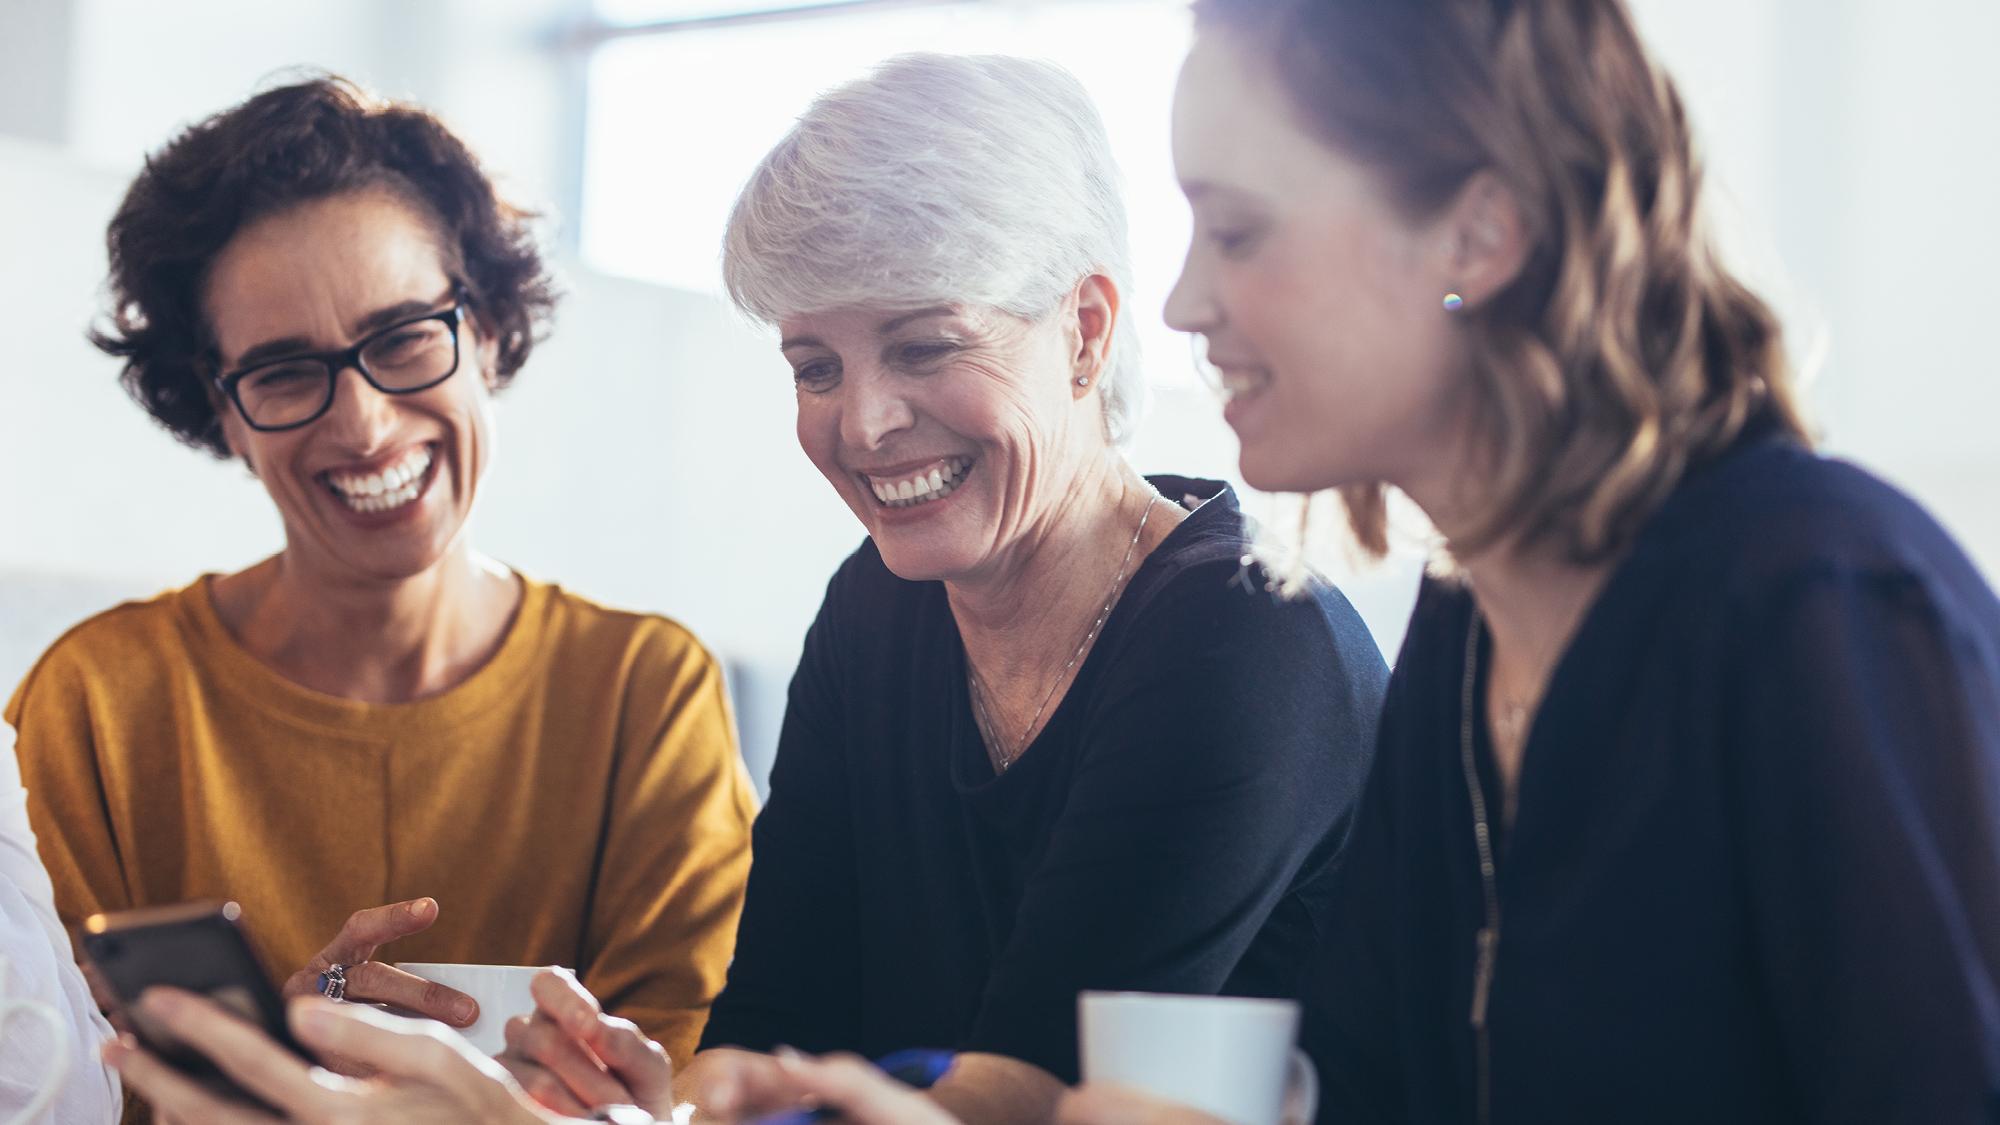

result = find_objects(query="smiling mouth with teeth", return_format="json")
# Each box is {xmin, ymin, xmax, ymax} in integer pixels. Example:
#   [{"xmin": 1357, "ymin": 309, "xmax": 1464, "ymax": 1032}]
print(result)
[
  {"xmin": 321, "ymin": 445, "xmax": 436, "ymax": 515},
  {"xmin": 1219, "ymin": 368, "xmax": 1273, "ymax": 404},
  {"xmin": 864, "ymin": 457, "xmax": 976, "ymax": 510}
]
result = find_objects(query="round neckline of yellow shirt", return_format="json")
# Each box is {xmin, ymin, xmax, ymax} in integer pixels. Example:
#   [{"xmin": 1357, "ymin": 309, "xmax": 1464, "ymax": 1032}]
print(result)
[{"xmin": 178, "ymin": 572, "xmax": 553, "ymax": 732}]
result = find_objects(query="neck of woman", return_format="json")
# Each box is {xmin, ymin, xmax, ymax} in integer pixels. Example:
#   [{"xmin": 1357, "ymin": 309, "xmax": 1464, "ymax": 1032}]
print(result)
[
  {"xmin": 947, "ymin": 455, "xmax": 1175, "ymax": 722},
  {"xmin": 213, "ymin": 543, "xmax": 524, "ymax": 704},
  {"xmin": 1455, "ymin": 543, "xmax": 1610, "ymax": 684},
  {"xmin": 1401, "ymin": 447, "xmax": 1613, "ymax": 690},
  {"xmin": 1404, "ymin": 461, "xmax": 1614, "ymax": 803}
]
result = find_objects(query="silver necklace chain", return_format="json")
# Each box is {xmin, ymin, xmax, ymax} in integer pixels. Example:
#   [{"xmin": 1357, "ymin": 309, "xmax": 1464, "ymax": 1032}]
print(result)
[
  {"xmin": 969, "ymin": 493, "xmax": 1159, "ymax": 773},
  {"xmin": 1462, "ymin": 610, "xmax": 1501, "ymax": 1125}
]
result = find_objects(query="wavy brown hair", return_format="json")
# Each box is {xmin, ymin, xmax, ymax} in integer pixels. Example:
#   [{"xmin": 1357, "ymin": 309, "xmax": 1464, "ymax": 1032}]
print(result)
[
  {"xmin": 1193, "ymin": 0, "xmax": 1809, "ymax": 562},
  {"xmin": 91, "ymin": 75, "xmax": 559, "ymax": 458}
]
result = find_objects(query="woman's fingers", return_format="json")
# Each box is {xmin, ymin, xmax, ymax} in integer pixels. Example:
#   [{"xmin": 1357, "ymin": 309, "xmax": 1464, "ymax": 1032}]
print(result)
[
  {"xmin": 502, "ymin": 1010, "xmax": 628, "ymax": 1110},
  {"xmin": 321, "ymin": 898, "xmax": 441, "ymax": 966},
  {"xmin": 585, "ymin": 1015, "xmax": 674, "ymax": 1109},
  {"xmin": 495, "ymin": 1050, "xmax": 593, "ymax": 1118},
  {"xmin": 282, "ymin": 898, "xmax": 444, "ymax": 1000},
  {"xmin": 688, "ymin": 1048, "xmax": 828, "ymax": 1112},
  {"xmin": 103, "ymin": 1037, "xmax": 279, "ymax": 1125},
  {"xmin": 340, "ymin": 962, "xmax": 479, "ymax": 1027},
  {"xmin": 768, "ymin": 1051, "xmax": 961, "ymax": 1125},
  {"xmin": 690, "ymin": 1048, "xmax": 808, "ymax": 1119},
  {"xmin": 525, "ymin": 968, "xmax": 673, "ymax": 1112},
  {"xmin": 528, "ymin": 967, "xmax": 601, "ymax": 1032},
  {"xmin": 288, "ymin": 997, "xmax": 507, "ymax": 1095},
  {"xmin": 288, "ymin": 999, "xmax": 559, "ymax": 1122},
  {"xmin": 133, "ymin": 988, "xmax": 337, "ymax": 1116}
]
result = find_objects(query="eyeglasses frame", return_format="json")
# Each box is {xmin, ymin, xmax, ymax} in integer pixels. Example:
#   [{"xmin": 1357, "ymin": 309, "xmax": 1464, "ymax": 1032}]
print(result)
[{"xmin": 212, "ymin": 302, "xmax": 468, "ymax": 433}]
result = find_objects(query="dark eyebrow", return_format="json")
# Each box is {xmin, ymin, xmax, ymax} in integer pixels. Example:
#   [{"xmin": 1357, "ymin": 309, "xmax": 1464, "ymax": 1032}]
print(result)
[
  {"xmin": 228, "ymin": 298, "xmax": 444, "ymax": 370},
  {"xmin": 779, "ymin": 334, "xmax": 825, "ymax": 353}
]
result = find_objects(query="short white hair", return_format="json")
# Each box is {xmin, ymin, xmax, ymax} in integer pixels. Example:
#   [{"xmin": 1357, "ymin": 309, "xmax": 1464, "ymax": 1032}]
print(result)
[{"xmin": 722, "ymin": 52, "xmax": 1147, "ymax": 445}]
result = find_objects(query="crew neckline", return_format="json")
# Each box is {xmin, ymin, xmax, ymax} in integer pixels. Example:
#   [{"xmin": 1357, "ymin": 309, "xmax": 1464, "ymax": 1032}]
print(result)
[{"xmin": 175, "ymin": 572, "xmax": 552, "ymax": 735}]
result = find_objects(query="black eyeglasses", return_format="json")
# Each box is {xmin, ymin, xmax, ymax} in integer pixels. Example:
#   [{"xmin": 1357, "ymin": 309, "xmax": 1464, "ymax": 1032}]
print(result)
[{"xmin": 213, "ymin": 303, "xmax": 466, "ymax": 432}]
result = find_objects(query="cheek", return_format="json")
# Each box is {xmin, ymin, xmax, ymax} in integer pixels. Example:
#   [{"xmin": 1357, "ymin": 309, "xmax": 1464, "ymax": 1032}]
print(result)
[
  {"xmin": 437, "ymin": 380, "xmax": 491, "ymax": 449},
  {"xmin": 1242, "ymin": 229, "xmax": 1435, "ymax": 392},
  {"xmin": 794, "ymin": 395, "xmax": 846, "ymax": 481},
  {"xmin": 466, "ymin": 396, "xmax": 498, "ymax": 477},
  {"xmin": 953, "ymin": 361, "xmax": 1059, "ymax": 451}
]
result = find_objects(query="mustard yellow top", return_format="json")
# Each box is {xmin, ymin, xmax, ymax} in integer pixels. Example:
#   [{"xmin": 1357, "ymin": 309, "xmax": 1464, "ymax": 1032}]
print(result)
[{"xmin": 5, "ymin": 575, "xmax": 755, "ymax": 1065}]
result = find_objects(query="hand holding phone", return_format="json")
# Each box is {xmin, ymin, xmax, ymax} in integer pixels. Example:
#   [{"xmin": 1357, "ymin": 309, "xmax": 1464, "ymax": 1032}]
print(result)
[{"xmin": 80, "ymin": 901, "xmax": 314, "ymax": 1105}]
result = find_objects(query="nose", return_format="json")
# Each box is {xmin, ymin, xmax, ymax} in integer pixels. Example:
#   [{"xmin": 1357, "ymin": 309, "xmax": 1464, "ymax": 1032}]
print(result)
[
  {"xmin": 315, "ymin": 361, "xmax": 401, "ymax": 449},
  {"xmin": 838, "ymin": 364, "xmax": 916, "ymax": 451},
  {"xmin": 1163, "ymin": 243, "xmax": 1218, "ymax": 335}
]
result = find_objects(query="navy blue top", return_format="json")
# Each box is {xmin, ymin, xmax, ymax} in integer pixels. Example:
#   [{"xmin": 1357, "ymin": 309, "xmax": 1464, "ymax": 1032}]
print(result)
[
  {"xmin": 1303, "ymin": 435, "xmax": 2000, "ymax": 1123},
  {"xmin": 699, "ymin": 477, "xmax": 1389, "ymax": 1081}
]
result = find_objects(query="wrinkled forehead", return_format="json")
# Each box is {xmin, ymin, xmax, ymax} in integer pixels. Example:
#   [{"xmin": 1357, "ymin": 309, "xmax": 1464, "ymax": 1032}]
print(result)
[
  {"xmin": 778, "ymin": 302, "xmax": 1020, "ymax": 347},
  {"xmin": 203, "ymin": 188, "xmax": 454, "ymax": 365}
]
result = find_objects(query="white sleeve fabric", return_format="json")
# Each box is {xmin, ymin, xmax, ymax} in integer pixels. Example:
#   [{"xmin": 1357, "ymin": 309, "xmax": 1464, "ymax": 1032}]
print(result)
[{"xmin": 0, "ymin": 722, "xmax": 121, "ymax": 1124}]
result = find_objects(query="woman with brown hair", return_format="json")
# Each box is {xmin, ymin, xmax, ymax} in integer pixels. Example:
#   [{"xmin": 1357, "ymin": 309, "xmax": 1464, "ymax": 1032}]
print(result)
[{"xmin": 1062, "ymin": 0, "xmax": 2000, "ymax": 1120}]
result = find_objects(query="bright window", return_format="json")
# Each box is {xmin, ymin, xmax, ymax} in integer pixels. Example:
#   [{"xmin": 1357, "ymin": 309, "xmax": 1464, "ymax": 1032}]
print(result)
[{"xmin": 579, "ymin": 0, "xmax": 1200, "ymax": 386}]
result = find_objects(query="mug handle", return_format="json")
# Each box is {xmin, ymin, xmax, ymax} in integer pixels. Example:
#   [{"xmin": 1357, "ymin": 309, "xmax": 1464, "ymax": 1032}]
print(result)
[
  {"xmin": 1278, "ymin": 1047, "xmax": 1318, "ymax": 1125},
  {"xmin": 0, "ymin": 998, "xmax": 71, "ymax": 1125}
]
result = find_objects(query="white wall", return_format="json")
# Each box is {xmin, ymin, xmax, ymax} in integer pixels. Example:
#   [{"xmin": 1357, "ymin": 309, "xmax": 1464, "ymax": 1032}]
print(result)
[{"xmin": 1631, "ymin": 0, "xmax": 2000, "ymax": 577}]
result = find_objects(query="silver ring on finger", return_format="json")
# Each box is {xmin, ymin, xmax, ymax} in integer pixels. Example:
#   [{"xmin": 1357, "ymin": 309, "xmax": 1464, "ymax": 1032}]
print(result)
[{"xmin": 317, "ymin": 963, "xmax": 349, "ymax": 1002}]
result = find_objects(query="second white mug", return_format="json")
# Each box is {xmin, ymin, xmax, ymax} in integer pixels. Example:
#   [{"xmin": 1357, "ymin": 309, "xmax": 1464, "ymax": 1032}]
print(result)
[{"xmin": 1078, "ymin": 991, "xmax": 1317, "ymax": 1125}]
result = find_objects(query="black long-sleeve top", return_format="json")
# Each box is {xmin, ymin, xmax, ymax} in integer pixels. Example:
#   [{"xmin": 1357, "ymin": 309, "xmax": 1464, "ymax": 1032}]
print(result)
[
  {"xmin": 1304, "ymin": 434, "xmax": 2000, "ymax": 1123},
  {"xmin": 699, "ymin": 477, "xmax": 1390, "ymax": 1081}
]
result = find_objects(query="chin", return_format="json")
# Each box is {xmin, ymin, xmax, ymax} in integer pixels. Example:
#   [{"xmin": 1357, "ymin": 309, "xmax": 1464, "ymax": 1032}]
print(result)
[
  {"xmin": 870, "ymin": 538, "xmax": 961, "ymax": 584},
  {"xmin": 1238, "ymin": 423, "xmax": 1378, "ymax": 494},
  {"xmin": 1238, "ymin": 451, "xmax": 1328, "ymax": 495},
  {"xmin": 338, "ymin": 539, "xmax": 457, "ymax": 583}
]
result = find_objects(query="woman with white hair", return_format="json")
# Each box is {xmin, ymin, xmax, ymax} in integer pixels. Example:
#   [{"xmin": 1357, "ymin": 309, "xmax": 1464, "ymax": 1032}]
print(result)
[{"xmin": 616, "ymin": 51, "xmax": 1388, "ymax": 1122}]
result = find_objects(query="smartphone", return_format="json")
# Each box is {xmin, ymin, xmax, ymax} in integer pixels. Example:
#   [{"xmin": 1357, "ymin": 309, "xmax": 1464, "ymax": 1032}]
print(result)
[{"xmin": 80, "ymin": 901, "xmax": 316, "ymax": 1102}]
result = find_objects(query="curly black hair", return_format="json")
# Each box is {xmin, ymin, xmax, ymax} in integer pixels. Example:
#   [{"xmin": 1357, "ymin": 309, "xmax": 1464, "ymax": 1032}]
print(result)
[{"xmin": 91, "ymin": 74, "xmax": 560, "ymax": 457}]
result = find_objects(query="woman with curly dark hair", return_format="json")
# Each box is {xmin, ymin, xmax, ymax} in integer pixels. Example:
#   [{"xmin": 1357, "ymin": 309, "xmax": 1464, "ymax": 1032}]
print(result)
[{"xmin": 6, "ymin": 75, "xmax": 753, "ymax": 1100}]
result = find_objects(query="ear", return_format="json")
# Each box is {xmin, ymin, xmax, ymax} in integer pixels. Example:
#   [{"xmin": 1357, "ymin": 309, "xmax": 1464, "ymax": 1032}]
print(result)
[
  {"xmin": 1067, "ymin": 273, "xmax": 1122, "ymax": 397},
  {"xmin": 480, "ymin": 335, "xmax": 502, "ymax": 390},
  {"xmin": 1438, "ymin": 171, "xmax": 1532, "ymax": 309},
  {"xmin": 464, "ymin": 307, "xmax": 503, "ymax": 390}
]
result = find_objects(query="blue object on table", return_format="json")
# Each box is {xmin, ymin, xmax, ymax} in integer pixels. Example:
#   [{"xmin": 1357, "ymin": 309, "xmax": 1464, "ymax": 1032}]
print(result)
[{"xmin": 748, "ymin": 1048, "xmax": 957, "ymax": 1124}]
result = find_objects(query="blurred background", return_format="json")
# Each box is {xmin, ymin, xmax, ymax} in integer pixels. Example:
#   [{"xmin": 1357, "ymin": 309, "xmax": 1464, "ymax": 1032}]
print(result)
[{"xmin": 3, "ymin": 0, "xmax": 1996, "ymax": 786}]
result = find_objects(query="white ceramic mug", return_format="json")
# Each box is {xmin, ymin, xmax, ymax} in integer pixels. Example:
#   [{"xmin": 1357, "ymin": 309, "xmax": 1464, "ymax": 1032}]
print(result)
[
  {"xmin": 0, "ymin": 955, "xmax": 70, "ymax": 1125},
  {"xmin": 392, "ymin": 963, "xmax": 549, "ymax": 1056},
  {"xmin": 1079, "ymin": 991, "xmax": 1318, "ymax": 1125}
]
